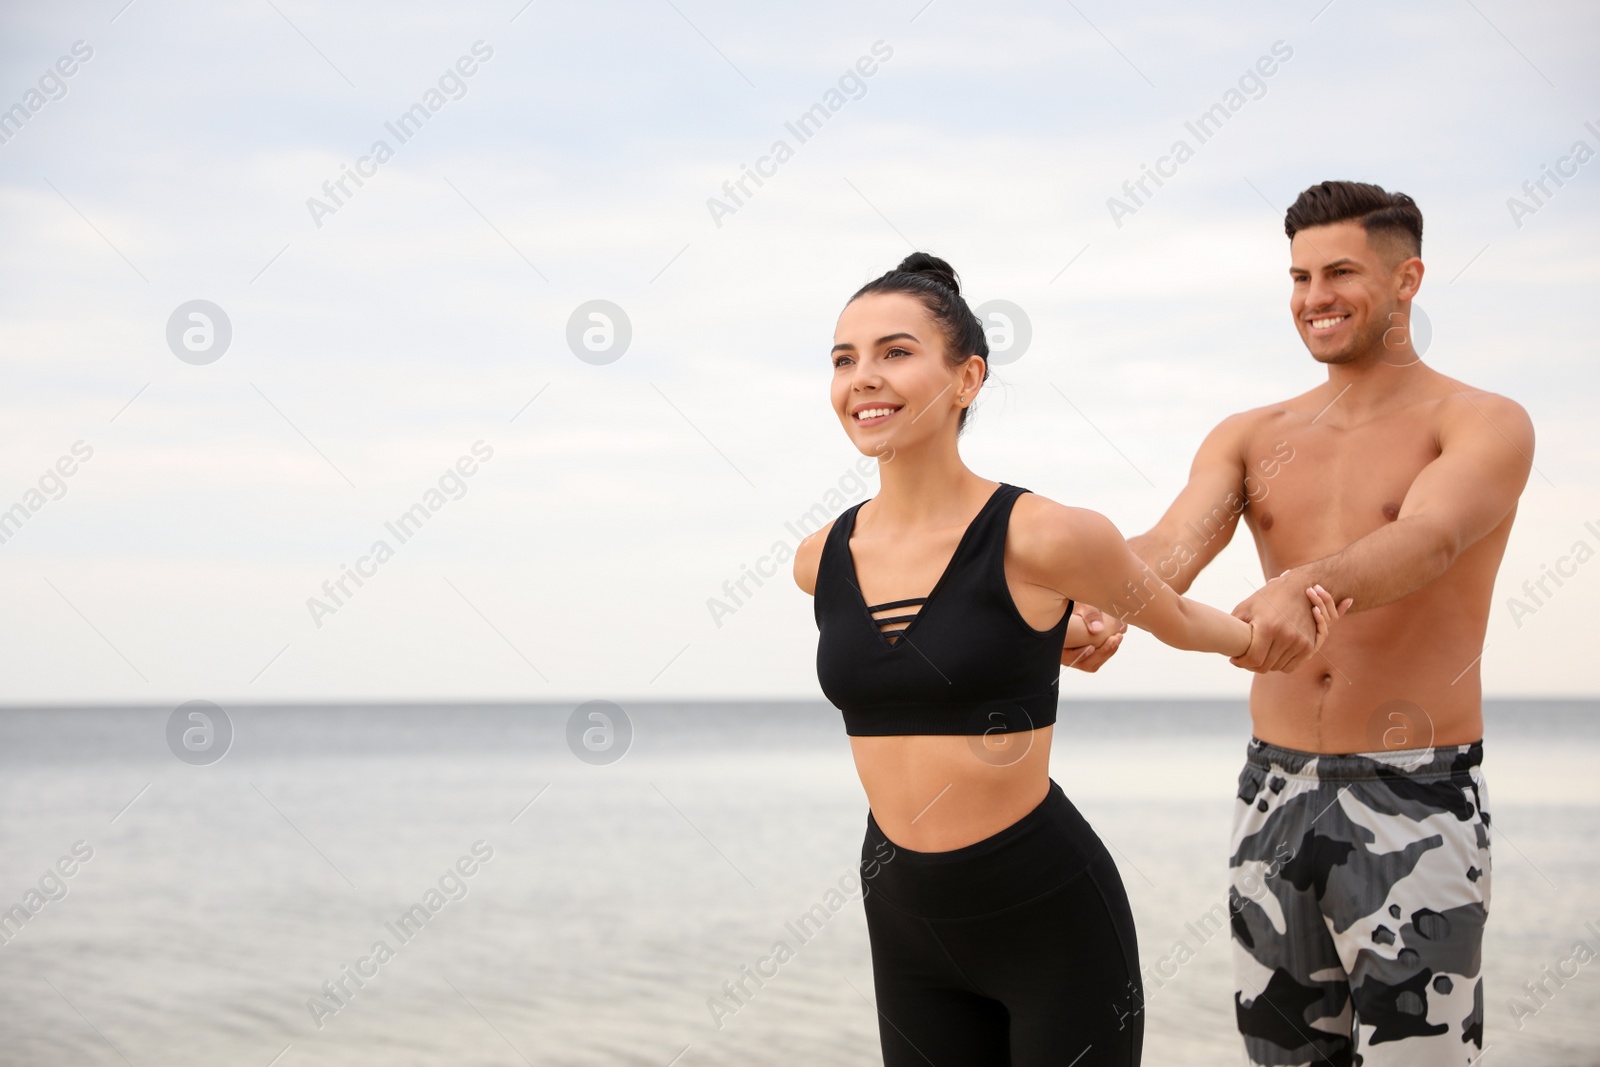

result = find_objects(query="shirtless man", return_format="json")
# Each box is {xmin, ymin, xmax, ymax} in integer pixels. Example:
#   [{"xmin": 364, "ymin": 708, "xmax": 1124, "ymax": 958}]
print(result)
[{"xmin": 1106, "ymin": 180, "xmax": 1534, "ymax": 1065}]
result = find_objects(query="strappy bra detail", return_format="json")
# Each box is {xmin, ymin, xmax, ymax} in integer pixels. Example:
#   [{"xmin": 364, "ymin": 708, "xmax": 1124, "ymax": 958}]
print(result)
[
  {"xmin": 866, "ymin": 597, "xmax": 929, "ymax": 611},
  {"xmin": 864, "ymin": 596, "xmax": 928, "ymax": 645},
  {"xmin": 814, "ymin": 483, "xmax": 1074, "ymax": 736}
]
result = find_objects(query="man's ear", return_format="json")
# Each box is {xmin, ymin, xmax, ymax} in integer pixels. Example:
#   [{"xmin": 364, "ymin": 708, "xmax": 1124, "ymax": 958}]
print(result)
[{"xmin": 1393, "ymin": 255, "xmax": 1424, "ymax": 303}]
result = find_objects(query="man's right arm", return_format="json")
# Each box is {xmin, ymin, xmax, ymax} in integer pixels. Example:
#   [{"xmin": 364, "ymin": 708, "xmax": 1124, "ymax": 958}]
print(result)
[{"xmin": 1125, "ymin": 414, "xmax": 1253, "ymax": 594}]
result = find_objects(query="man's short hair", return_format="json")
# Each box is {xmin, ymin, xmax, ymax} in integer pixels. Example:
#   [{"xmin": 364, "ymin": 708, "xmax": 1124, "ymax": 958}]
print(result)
[{"xmin": 1284, "ymin": 180, "xmax": 1422, "ymax": 263}]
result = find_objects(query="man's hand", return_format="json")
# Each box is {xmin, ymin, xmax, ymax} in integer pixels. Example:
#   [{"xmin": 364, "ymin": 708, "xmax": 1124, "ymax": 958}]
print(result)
[
  {"xmin": 1062, "ymin": 603, "xmax": 1126, "ymax": 672},
  {"xmin": 1231, "ymin": 571, "xmax": 1352, "ymax": 673}
]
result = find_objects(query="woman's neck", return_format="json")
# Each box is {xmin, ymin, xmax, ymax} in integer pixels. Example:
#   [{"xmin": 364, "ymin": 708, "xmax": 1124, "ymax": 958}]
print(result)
[{"xmin": 865, "ymin": 448, "xmax": 991, "ymax": 529}]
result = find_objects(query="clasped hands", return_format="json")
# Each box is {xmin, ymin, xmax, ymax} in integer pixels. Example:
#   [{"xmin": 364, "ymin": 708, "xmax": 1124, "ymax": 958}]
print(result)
[{"xmin": 1064, "ymin": 570, "xmax": 1354, "ymax": 674}]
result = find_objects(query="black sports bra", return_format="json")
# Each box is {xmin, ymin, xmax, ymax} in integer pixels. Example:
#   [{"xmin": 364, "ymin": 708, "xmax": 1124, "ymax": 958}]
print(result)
[{"xmin": 814, "ymin": 482, "xmax": 1074, "ymax": 736}]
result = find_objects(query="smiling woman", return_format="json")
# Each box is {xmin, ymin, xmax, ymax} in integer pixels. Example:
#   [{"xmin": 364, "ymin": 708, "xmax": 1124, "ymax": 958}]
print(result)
[{"xmin": 792, "ymin": 251, "xmax": 1341, "ymax": 1066}]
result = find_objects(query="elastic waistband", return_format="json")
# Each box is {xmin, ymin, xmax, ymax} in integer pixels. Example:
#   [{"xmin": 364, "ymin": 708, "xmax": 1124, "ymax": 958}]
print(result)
[
  {"xmin": 1246, "ymin": 737, "xmax": 1484, "ymax": 782},
  {"xmin": 860, "ymin": 778, "xmax": 1104, "ymax": 920}
]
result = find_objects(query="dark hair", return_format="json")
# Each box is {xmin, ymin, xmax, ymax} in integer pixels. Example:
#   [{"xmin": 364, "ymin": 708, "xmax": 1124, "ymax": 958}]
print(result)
[
  {"xmin": 849, "ymin": 252, "xmax": 989, "ymax": 434},
  {"xmin": 1284, "ymin": 180, "xmax": 1422, "ymax": 262}
]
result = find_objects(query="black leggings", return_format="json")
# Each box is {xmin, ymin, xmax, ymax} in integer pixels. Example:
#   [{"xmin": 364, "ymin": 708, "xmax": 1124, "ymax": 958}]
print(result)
[{"xmin": 859, "ymin": 778, "xmax": 1143, "ymax": 1066}]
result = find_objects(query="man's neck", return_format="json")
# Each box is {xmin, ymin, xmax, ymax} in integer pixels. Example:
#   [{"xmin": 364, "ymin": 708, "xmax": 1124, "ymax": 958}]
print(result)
[{"xmin": 1318, "ymin": 349, "xmax": 1437, "ymax": 423}]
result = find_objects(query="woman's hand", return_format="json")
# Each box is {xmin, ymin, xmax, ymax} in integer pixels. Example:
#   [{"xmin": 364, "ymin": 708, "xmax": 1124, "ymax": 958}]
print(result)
[
  {"xmin": 1243, "ymin": 584, "xmax": 1350, "ymax": 671},
  {"xmin": 1228, "ymin": 579, "xmax": 1356, "ymax": 671},
  {"xmin": 1306, "ymin": 583, "xmax": 1351, "ymax": 656}
]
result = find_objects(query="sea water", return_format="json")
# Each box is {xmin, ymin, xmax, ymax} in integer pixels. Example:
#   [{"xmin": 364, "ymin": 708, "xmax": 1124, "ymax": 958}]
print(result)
[{"xmin": 0, "ymin": 700, "xmax": 1594, "ymax": 1066}]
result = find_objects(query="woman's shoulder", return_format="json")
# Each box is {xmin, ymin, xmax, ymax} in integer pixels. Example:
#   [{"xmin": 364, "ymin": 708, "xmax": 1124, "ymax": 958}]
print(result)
[
  {"xmin": 1007, "ymin": 490, "xmax": 1122, "ymax": 567},
  {"xmin": 1008, "ymin": 488, "xmax": 1101, "ymax": 533},
  {"xmin": 791, "ymin": 516, "xmax": 840, "ymax": 597}
]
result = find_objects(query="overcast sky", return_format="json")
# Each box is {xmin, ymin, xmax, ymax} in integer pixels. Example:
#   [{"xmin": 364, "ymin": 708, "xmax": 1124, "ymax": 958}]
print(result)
[{"xmin": 1, "ymin": 0, "xmax": 1595, "ymax": 705}]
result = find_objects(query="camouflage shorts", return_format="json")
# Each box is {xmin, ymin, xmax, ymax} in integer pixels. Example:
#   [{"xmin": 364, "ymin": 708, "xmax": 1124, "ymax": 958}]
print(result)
[{"xmin": 1229, "ymin": 737, "xmax": 1491, "ymax": 1066}]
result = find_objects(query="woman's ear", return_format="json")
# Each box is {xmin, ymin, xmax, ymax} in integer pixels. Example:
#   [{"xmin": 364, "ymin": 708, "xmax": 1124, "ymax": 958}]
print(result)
[{"xmin": 964, "ymin": 354, "xmax": 986, "ymax": 395}]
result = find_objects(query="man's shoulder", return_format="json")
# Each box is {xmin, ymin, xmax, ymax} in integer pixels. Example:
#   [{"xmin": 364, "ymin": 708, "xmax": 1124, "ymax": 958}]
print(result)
[
  {"xmin": 1432, "ymin": 376, "xmax": 1531, "ymax": 423},
  {"xmin": 1430, "ymin": 378, "xmax": 1535, "ymax": 457},
  {"xmin": 1208, "ymin": 388, "xmax": 1324, "ymax": 442}
]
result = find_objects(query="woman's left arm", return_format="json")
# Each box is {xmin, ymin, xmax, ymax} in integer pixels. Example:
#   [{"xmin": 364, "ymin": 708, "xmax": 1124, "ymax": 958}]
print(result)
[{"xmin": 1016, "ymin": 496, "xmax": 1340, "ymax": 661}]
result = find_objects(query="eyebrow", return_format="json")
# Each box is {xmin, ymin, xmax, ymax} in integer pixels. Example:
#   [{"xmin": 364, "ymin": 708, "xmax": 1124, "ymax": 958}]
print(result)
[
  {"xmin": 1290, "ymin": 257, "xmax": 1360, "ymax": 274},
  {"xmin": 831, "ymin": 332, "xmax": 921, "ymax": 355}
]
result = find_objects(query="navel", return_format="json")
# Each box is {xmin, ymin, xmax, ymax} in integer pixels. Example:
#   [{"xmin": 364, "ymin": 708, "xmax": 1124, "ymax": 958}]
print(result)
[
  {"xmin": 1258, "ymin": 511, "xmax": 1274, "ymax": 531},
  {"xmin": 1381, "ymin": 502, "xmax": 1400, "ymax": 522}
]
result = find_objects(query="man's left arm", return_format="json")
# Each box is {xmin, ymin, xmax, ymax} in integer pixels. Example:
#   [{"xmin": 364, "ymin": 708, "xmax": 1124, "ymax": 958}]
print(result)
[{"xmin": 1233, "ymin": 392, "xmax": 1535, "ymax": 673}]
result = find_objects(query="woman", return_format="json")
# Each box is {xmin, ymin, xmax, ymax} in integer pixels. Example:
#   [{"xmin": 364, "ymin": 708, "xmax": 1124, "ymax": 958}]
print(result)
[{"xmin": 792, "ymin": 252, "xmax": 1343, "ymax": 1066}]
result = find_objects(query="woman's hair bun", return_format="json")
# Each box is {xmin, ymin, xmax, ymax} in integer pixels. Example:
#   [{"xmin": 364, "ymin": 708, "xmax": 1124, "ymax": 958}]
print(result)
[{"xmin": 894, "ymin": 252, "xmax": 961, "ymax": 296}]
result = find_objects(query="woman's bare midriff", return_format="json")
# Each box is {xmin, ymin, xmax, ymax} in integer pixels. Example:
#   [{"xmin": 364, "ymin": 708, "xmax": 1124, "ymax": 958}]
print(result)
[{"xmin": 849, "ymin": 725, "xmax": 1055, "ymax": 852}]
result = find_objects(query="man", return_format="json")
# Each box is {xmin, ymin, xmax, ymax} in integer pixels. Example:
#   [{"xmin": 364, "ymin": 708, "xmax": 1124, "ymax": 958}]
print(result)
[{"xmin": 1077, "ymin": 180, "xmax": 1533, "ymax": 1065}]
